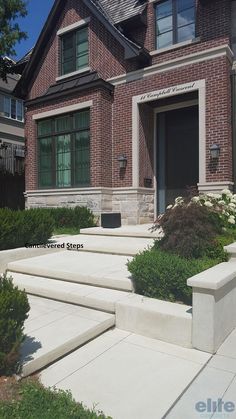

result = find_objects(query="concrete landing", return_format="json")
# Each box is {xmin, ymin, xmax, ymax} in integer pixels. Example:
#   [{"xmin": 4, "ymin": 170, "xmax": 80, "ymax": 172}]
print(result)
[
  {"xmin": 166, "ymin": 327, "xmax": 236, "ymax": 418},
  {"xmin": 80, "ymin": 224, "xmax": 162, "ymax": 239},
  {"xmin": 10, "ymin": 272, "xmax": 130, "ymax": 313},
  {"xmin": 8, "ymin": 251, "xmax": 133, "ymax": 292},
  {"xmin": 40, "ymin": 328, "xmax": 211, "ymax": 419},
  {"xmin": 21, "ymin": 295, "xmax": 114, "ymax": 377},
  {"xmin": 55, "ymin": 234, "xmax": 153, "ymax": 256}
]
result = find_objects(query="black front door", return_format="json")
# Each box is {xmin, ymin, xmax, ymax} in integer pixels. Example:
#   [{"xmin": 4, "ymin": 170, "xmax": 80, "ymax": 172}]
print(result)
[{"xmin": 157, "ymin": 105, "xmax": 199, "ymax": 213}]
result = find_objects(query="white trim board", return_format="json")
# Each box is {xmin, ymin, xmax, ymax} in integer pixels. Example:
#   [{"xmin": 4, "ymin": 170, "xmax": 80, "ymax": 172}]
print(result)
[
  {"xmin": 57, "ymin": 18, "xmax": 90, "ymax": 36},
  {"xmin": 32, "ymin": 101, "xmax": 93, "ymax": 120},
  {"xmin": 108, "ymin": 45, "xmax": 233, "ymax": 86}
]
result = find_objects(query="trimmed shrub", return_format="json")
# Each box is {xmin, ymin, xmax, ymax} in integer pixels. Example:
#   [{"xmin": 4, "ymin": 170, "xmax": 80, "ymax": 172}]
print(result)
[
  {"xmin": 47, "ymin": 206, "xmax": 95, "ymax": 229},
  {"xmin": 0, "ymin": 380, "xmax": 111, "ymax": 419},
  {"xmin": 127, "ymin": 248, "xmax": 227, "ymax": 305},
  {"xmin": 0, "ymin": 208, "xmax": 54, "ymax": 250},
  {"xmin": 157, "ymin": 203, "xmax": 224, "ymax": 259},
  {"xmin": 0, "ymin": 274, "xmax": 30, "ymax": 375}
]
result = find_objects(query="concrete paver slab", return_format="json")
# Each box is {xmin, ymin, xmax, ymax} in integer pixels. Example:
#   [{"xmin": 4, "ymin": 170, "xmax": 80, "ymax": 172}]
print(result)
[
  {"xmin": 8, "ymin": 251, "xmax": 133, "ymax": 291},
  {"xmin": 21, "ymin": 295, "xmax": 115, "ymax": 377},
  {"xmin": 10, "ymin": 272, "xmax": 130, "ymax": 313},
  {"xmin": 56, "ymin": 234, "xmax": 153, "ymax": 256},
  {"xmin": 80, "ymin": 224, "xmax": 162, "ymax": 239},
  {"xmin": 40, "ymin": 329, "xmax": 210, "ymax": 419}
]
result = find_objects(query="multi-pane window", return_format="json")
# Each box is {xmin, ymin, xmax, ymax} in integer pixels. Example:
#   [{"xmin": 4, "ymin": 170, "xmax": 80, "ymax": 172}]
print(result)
[
  {"xmin": 38, "ymin": 110, "xmax": 90, "ymax": 188},
  {"xmin": 156, "ymin": 0, "xmax": 195, "ymax": 49},
  {"xmin": 61, "ymin": 27, "xmax": 89, "ymax": 75},
  {"xmin": 3, "ymin": 96, "xmax": 24, "ymax": 121}
]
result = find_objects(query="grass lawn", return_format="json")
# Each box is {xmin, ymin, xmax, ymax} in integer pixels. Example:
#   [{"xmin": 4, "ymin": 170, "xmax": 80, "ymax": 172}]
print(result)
[{"xmin": 0, "ymin": 377, "xmax": 111, "ymax": 419}]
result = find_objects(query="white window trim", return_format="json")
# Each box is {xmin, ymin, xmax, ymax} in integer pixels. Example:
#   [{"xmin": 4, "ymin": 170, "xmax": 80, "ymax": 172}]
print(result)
[
  {"xmin": 56, "ymin": 66, "xmax": 90, "ymax": 82},
  {"xmin": 150, "ymin": 37, "xmax": 201, "ymax": 56},
  {"xmin": 57, "ymin": 18, "xmax": 90, "ymax": 36},
  {"xmin": 32, "ymin": 100, "xmax": 93, "ymax": 120}
]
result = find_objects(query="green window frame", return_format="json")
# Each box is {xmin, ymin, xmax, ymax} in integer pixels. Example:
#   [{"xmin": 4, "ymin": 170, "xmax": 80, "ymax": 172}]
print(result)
[
  {"xmin": 38, "ymin": 110, "xmax": 90, "ymax": 189},
  {"xmin": 155, "ymin": 0, "xmax": 196, "ymax": 49},
  {"xmin": 61, "ymin": 26, "xmax": 89, "ymax": 76}
]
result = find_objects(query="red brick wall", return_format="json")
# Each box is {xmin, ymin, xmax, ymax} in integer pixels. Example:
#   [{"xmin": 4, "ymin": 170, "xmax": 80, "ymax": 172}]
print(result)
[
  {"xmin": 25, "ymin": 0, "xmax": 233, "ymax": 193},
  {"xmin": 28, "ymin": 0, "xmax": 139, "ymax": 101},
  {"xmin": 112, "ymin": 54, "xmax": 232, "ymax": 187}
]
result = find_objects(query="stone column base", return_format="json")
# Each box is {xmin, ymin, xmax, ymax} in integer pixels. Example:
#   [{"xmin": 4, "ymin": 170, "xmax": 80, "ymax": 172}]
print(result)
[{"xmin": 198, "ymin": 181, "xmax": 234, "ymax": 193}]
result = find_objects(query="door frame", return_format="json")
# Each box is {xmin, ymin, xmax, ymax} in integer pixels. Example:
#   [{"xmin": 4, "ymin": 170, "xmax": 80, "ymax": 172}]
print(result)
[
  {"xmin": 132, "ymin": 80, "xmax": 206, "ymax": 220},
  {"xmin": 154, "ymin": 99, "xmax": 199, "ymax": 216}
]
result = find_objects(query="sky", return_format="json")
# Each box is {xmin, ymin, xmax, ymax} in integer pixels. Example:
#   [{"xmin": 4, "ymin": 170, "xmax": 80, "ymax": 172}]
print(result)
[{"xmin": 13, "ymin": 0, "xmax": 55, "ymax": 60}]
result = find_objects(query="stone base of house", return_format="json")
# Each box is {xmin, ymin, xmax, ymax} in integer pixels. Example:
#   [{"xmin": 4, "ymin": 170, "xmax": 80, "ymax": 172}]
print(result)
[
  {"xmin": 25, "ymin": 182, "xmax": 235, "ymax": 225},
  {"xmin": 25, "ymin": 187, "xmax": 155, "ymax": 225}
]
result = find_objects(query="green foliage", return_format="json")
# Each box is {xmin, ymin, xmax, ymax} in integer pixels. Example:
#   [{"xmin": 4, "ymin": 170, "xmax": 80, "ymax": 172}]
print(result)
[
  {"xmin": 0, "ymin": 274, "xmax": 30, "ymax": 375},
  {"xmin": 0, "ymin": 380, "xmax": 111, "ymax": 419},
  {"xmin": 0, "ymin": 208, "xmax": 55, "ymax": 250},
  {"xmin": 127, "ymin": 248, "xmax": 226, "ymax": 305},
  {"xmin": 47, "ymin": 206, "xmax": 96, "ymax": 230},
  {"xmin": 157, "ymin": 203, "xmax": 223, "ymax": 259},
  {"xmin": 0, "ymin": 0, "xmax": 28, "ymax": 80}
]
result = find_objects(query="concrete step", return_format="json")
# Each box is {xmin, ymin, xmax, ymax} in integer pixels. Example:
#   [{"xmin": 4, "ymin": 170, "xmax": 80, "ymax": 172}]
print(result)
[
  {"xmin": 8, "ymin": 251, "xmax": 133, "ymax": 292},
  {"xmin": 9, "ymin": 271, "xmax": 130, "ymax": 313},
  {"xmin": 55, "ymin": 234, "xmax": 154, "ymax": 256},
  {"xmin": 21, "ymin": 295, "xmax": 115, "ymax": 377},
  {"xmin": 80, "ymin": 224, "xmax": 162, "ymax": 239},
  {"xmin": 224, "ymin": 243, "xmax": 236, "ymax": 259}
]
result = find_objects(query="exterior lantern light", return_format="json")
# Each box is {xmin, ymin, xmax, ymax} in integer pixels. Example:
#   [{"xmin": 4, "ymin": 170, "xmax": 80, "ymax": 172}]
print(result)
[
  {"xmin": 210, "ymin": 144, "xmax": 220, "ymax": 159},
  {"xmin": 118, "ymin": 154, "xmax": 127, "ymax": 169}
]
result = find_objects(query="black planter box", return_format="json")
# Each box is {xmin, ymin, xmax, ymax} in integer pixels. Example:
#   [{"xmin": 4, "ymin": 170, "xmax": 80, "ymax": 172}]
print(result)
[{"xmin": 101, "ymin": 213, "xmax": 121, "ymax": 228}]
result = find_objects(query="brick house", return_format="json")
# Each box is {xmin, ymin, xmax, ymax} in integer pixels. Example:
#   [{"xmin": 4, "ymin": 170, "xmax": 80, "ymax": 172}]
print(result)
[{"xmin": 15, "ymin": 0, "xmax": 236, "ymax": 224}]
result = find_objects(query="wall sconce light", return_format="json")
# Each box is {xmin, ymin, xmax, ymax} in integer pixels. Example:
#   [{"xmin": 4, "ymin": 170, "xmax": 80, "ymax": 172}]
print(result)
[
  {"xmin": 118, "ymin": 154, "xmax": 127, "ymax": 169},
  {"xmin": 210, "ymin": 144, "xmax": 220, "ymax": 159}
]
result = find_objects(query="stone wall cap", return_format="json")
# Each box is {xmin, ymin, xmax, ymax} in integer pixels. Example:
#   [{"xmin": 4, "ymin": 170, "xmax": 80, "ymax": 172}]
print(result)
[{"xmin": 187, "ymin": 262, "xmax": 236, "ymax": 290}]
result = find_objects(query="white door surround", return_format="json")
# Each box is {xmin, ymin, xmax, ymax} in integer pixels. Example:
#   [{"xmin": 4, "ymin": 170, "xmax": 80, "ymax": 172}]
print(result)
[{"xmin": 132, "ymin": 80, "xmax": 206, "ymax": 217}]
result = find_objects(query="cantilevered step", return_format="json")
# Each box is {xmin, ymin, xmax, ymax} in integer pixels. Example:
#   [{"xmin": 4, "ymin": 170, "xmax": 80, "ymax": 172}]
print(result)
[
  {"xmin": 21, "ymin": 295, "xmax": 115, "ymax": 377},
  {"xmin": 9, "ymin": 271, "xmax": 130, "ymax": 313},
  {"xmin": 80, "ymin": 225, "xmax": 162, "ymax": 239},
  {"xmin": 55, "ymin": 234, "xmax": 153, "ymax": 256},
  {"xmin": 8, "ymin": 251, "xmax": 133, "ymax": 292}
]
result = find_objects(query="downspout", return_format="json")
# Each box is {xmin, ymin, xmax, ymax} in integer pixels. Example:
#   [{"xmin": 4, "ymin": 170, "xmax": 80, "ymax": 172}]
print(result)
[{"xmin": 232, "ymin": 68, "xmax": 236, "ymax": 193}]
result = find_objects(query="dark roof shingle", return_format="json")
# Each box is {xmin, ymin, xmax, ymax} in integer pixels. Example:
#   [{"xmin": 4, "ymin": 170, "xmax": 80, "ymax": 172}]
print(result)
[{"xmin": 98, "ymin": 0, "xmax": 147, "ymax": 25}]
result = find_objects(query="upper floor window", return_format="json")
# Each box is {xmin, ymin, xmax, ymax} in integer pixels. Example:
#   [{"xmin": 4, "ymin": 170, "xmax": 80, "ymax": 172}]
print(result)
[
  {"xmin": 61, "ymin": 26, "xmax": 89, "ymax": 76},
  {"xmin": 156, "ymin": 0, "xmax": 195, "ymax": 49},
  {"xmin": 3, "ymin": 96, "xmax": 24, "ymax": 121}
]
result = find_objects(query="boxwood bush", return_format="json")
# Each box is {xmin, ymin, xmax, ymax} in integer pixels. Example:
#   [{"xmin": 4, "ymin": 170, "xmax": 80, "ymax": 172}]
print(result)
[
  {"xmin": 127, "ymin": 248, "xmax": 227, "ymax": 305},
  {"xmin": 47, "ymin": 206, "xmax": 96, "ymax": 230},
  {"xmin": 0, "ymin": 380, "xmax": 111, "ymax": 419},
  {"xmin": 0, "ymin": 208, "xmax": 54, "ymax": 250},
  {"xmin": 0, "ymin": 274, "xmax": 30, "ymax": 375}
]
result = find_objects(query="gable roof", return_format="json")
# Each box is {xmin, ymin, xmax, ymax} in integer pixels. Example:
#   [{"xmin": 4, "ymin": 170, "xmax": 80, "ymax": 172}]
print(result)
[{"xmin": 15, "ymin": 0, "xmax": 149, "ymax": 98}]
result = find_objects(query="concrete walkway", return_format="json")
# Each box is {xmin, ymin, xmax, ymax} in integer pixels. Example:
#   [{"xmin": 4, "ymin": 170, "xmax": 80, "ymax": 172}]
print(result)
[
  {"xmin": 166, "ymin": 328, "xmax": 236, "ymax": 419},
  {"xmin": 40, "ymin": 328, "xmax": 211, "ymax": 419}
]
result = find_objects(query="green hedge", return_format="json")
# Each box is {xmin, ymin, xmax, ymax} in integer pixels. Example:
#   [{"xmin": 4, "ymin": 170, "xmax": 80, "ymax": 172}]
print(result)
[
  {"xmin": 0, "ymin": 208, "xmax": 54, "ymax": 250},
  {"xmin": 0, "ymin": 380, "xmax": 111, "ymax": 419},
  {"xmin": 0, "ymin": 274, "xmax": 30, "ymax": 375},
  {"xmin": 46, "ymin": 206, "xmax": 96, "ymax": 230},
  {"xmin": 127, "ymin": 248, "xmax": 227, "ymax": 305}
]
